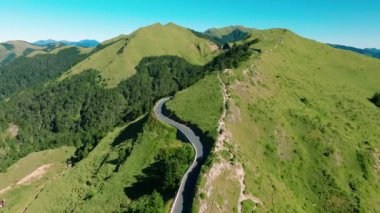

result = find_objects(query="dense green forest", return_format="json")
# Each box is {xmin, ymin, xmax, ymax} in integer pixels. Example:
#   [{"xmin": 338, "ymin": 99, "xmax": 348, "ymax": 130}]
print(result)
[
  {"xmin": 0, "ymin": 47, "xmax": 88, "ymax": 99},
  {"xmin": 0, "ymin": 39, "xmax": 258, "ymax": 172}
]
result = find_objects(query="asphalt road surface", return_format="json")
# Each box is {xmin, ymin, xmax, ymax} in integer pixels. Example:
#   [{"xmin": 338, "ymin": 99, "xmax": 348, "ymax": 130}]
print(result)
[{"xmin": 154, "ymin": 97, "xmax": 204, "ymax": 213}]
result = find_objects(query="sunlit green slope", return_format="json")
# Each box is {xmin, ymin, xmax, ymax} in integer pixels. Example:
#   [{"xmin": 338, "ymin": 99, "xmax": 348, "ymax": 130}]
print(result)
[
  {"xmin": 167, "ymin": 28, "xmax": 380, "ymax": 212},
  {"xmin": 61, "ymin": 23, "xmax": 220, "ymax": 87}
]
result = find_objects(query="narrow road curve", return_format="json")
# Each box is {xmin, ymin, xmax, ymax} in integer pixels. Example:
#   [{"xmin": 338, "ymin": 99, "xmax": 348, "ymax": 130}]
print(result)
[{"xmin": 154, "ymin": 97, "xmax": 204, "ymax": 213}]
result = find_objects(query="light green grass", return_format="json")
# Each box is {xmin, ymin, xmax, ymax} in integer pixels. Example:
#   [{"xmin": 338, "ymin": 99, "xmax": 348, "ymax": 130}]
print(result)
[
  {"xmin": 166, "ymin": 73, "xmax": 224, "ymax": 138},
  {"xmin": 223, "ymin": 29, "xmax": 380, "ymax": 212},
  {"xmin": 61, "ymin": 23, "xmax": 220, "ymax": 87},
  {"xmin": 0, "ymin": 41, "xmax": 44, "ymax": 63},
  {"xmin": 0, "ymin": 146, "xmax": 75, "ymax": 213},
  {"xmin": 26, "ymin": 46, "xmax": 93, "ymax": 57},
  {"xmin": 0, "ymin": 146, "xmax": 75, "ymax": 189},
  {"xmin": 24, "ymin": 115, "xmax": 193, "ymax": 212}
]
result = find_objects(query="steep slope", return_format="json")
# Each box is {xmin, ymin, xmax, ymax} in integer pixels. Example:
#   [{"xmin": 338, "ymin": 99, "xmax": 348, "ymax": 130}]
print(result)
[
  {"xmin": 15, "ymin": 116, "xmax": 193, "ymax": 213},
  {"xmin": 167, "ymin": 29, "xmax": 380, "ymax": 212},
  {"xmin": 0, "ymin": 41, "xmax": 45, "ymax": 65},
  {"xmin": 0, "ymin": 146, "xmax": 75, "ymax": 212},
  {"xmin": 60, "ymin": 23, "xmax": 220, "ymax": 87}
]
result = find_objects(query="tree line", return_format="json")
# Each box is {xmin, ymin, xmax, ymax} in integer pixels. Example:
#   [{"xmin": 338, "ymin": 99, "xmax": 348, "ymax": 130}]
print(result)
[{"xmin": 0, "ymin": 39, "xmax": 259, "ymax": 172}]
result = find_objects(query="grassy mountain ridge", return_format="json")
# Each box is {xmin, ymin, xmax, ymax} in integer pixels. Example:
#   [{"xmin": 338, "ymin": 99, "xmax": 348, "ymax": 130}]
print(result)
[
  {"xmin": 163, "ymin": 28, "xmax": 380, "ymax": 212},
  {"xmin": 61, "ymin": 23, "xmax": 220, "ymax": 87},
  {"xmin": 0, "ymin": 26, "xmax": 256, "ymax": 212},
  {"xmin": 226, "ymin": 29, "xmax": 380, "ymax": 211},
  {"xmin": 0, "ymin": 22, "xmax": 379, "ymax": 212},
  {"xmin": 0, "ymin": 41, "xmax": 45, "ymax": 65}
]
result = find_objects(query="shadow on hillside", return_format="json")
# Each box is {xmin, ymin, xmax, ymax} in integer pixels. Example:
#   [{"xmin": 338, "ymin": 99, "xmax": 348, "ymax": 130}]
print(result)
[
  {"xmin": 124, "ymin": 160, "xmax": 168, "ymax": 200},
  {"xmin": 112, "ymin": 115, "xmax": 148, "ymax": 147}
]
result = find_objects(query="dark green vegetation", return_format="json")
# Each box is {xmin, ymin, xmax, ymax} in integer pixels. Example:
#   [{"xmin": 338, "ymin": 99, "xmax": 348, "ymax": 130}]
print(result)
[
  {"xmin": 204, "ymin": 39, "xmax": 259, "ymax": 71},
  {"xmin": 22, "ymin": 116, "xmax": 192, "ymax": 212},
  {"xmin": 0, "ymin": 39, "xmax": 256, "ymax": 174},
  {"xmin": 369, "ymin": 93, "xmax": 380, "ymax": 107},
  {"xmin": 1, "ymin": 43, "xmax": 15, "ymax": 50},
  {"xmin": 0, "ymin": 41, "xmax": 46, "ymax": 66},
  {"xmin": 0, "ymin": 47, "xmax": 89, "ymax": 99},
  {"xmin": 4, "ymin": 23, "xmax": 379, "ymax": 212},
  {"xmin": 329, "ymin": 44, "xmax": 380, "ymax": 59}
]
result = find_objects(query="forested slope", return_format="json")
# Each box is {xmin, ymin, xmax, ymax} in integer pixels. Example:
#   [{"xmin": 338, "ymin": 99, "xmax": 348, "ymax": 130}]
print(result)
[
  {"xmin": 0, "ymin": 47, "xmax": 90, "ymax": 99},
  {"xmin": 0, "ymin": 25, "xmax": 258, "ymax": 212}
]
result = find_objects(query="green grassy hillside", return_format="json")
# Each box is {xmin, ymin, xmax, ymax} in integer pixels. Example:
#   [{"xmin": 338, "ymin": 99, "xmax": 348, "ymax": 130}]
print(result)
[
  {"xmin": 0, "ymin": 41, "xmax": 45, "ymax": 64},
  {"xmin": 221, "ymin": 29, "xmax": 380, "ymax": 212},
  {"xmin": 166, "ymin": 28, "xmax": 380, "ymax": 212},
  {"xmin": 166, "ymin": 73, "xmax": 223, "ymax": 139},
  {"xmin": 21, "ymin": 115, "xmax": 193, "ymax": 212},
  {"xmin": 60, "ymin": 23, "xmax": 220, "ymax": 87},
  {"xmin": 0, "ymin": 146, "xmax": 75, "ymax": 212}
]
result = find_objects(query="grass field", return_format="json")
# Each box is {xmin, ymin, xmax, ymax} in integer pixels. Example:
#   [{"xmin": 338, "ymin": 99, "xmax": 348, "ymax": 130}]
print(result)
[
  {"xmin": 61, "ymin": 23, "xmax": 220, "ymax": 87},
  {"xmin": 222, "ymin": 29, "xmax": 380, "ymax": 212},
  {"xmin": 0, "ymin": 41, "xmax": 44, "ymax": 63},
  {"xmin": 23, "ymin": 115, "xmax": 193, "ymax": 212},
  {"xmin": 163, "ymin": 27, "xmax": 380, "ymax": 212},
  {"xmin": 0, "ymin": 146, "xmax": 75, "ymax": 212},
  {"xmin": 166, "ymin": 73, "xmax": 223, "ymax": 139}
]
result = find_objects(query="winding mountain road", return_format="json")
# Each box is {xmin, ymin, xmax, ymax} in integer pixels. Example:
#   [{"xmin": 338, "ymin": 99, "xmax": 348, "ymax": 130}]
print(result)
[{"xmin": 154, "ymin": 97, "xmax": 204, "ymax": 213}]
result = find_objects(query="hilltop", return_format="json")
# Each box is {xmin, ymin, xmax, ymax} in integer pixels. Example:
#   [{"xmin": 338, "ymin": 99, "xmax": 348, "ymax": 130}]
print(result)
[
  {"xmin": 0, "ymin": 40, "xmax": 44, "ymax": 64},
  {"xmin": 60, "ymin": 23, "xmax": 220, "ymax": 87},
  {"xmin": 167, "ymin": 27, "xmax": 380, "ymax": 212}
]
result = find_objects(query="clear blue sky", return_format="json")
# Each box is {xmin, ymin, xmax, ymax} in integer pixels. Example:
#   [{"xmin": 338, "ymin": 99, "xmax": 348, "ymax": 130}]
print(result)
[{"xmin": 1, "ymin": 0, "xmax": 379, "ymax": 48}]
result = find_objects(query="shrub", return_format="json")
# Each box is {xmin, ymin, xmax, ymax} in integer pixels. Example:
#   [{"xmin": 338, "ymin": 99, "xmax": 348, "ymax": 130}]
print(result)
[{"xmin": 369, "ymin": 92, "xmax": 380, "ymax": 107}]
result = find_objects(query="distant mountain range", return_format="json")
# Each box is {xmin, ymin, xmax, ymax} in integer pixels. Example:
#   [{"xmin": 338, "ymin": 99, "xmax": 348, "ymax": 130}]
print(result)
[
  {"xmin": 329, "ymin": 44, "xmax": 380, "ymax": 59},
  {"xmin": 33, "ymin": 39, "xmax": 100, "ymax": 47}
]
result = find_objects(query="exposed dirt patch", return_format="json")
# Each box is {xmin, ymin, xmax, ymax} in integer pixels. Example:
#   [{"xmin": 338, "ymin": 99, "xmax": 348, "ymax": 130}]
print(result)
[
  {"xmin": 209, "ymin": 43, "xmax": 219, "ymax": 52},
  {"xmin": 0, "ymin": 164, "xmax": 53, "ymax": 197},
  {"xmin": 373, "ymin": 148, "xmax": 380, "ymax": 175},
  {"xmin": 16, "ymin": 164, "xmax": 53, "ymax": 185},
  {"xmin": 0, "ymin": 186, "xmax": 12, "ymax": 195},
  {"xmin": 6, "ymin": 124, "xmax": 19, "ymax": 138},
  {"xmin": 199, "ymin": 72, "xmax": 263, "ymax": 213}
]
